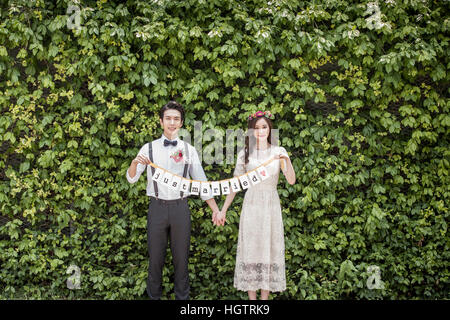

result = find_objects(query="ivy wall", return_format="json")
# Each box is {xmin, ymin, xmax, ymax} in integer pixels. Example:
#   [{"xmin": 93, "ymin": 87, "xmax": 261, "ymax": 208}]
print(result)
[{"xmin": 0, "ymin": 0, "xmax": 448, "ymax": 299}]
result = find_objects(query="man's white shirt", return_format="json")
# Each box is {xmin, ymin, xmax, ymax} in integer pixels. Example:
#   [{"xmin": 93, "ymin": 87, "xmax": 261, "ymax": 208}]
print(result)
[{"xmin": 126, "ymin": 134, "xmax": 212, "ymax": 201}]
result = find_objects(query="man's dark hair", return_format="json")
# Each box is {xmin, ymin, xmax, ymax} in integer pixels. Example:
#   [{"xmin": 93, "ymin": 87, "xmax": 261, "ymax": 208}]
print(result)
[{"xmin": 159, "ymin": 100, "xmax": 185, "ymax": 123}]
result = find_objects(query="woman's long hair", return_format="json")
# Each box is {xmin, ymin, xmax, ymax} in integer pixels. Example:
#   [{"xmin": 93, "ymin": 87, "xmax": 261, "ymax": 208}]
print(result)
[{"xmin": 244, "ymin": 116, "xmax": 273, "ymax": 165}]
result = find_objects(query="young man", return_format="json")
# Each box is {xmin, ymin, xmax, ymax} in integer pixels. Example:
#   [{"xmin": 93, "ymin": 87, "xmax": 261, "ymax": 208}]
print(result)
[{"xmin": 126, "ymin": 101, "xmax": 221, "ymax": 300}]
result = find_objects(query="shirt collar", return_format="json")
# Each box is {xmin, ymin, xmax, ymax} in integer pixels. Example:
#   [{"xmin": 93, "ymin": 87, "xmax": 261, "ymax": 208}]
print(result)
[{"xmin": 161, "ymin": 133, "xmax": 180, "ymax": 143}]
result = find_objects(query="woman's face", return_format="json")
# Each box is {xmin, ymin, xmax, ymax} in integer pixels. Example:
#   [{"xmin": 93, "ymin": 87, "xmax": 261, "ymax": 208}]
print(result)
[{"xmin": 253, "ymin": 118, "xmax": 270, "ymax": 143}]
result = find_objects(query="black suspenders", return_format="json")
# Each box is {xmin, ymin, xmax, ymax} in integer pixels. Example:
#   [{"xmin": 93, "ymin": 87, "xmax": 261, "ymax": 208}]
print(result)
[
  {"xmin": 148, "ymin": 142, "xmax": 159, "ymax": 199},
  {"xmin": 181, "ymin": 141, "xmax": 190, "ymax": 198},
  {"xmin": 148, "ymin": 140, "xmax": 190, "ymax": 199}
]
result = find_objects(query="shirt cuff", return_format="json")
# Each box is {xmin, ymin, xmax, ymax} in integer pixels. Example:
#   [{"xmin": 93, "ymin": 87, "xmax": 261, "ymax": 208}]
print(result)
[
  {"xmin": 200, "ymin": 194, "xmax": 214, "ymax": 201},
  {"xmin": 126, "ymin": 167, "xmax": 140, "ymax": 183}
]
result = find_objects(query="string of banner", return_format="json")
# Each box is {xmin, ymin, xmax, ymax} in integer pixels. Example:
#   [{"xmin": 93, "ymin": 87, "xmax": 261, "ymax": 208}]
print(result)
[{"xmin": 149, "ymin": 157, "xmax": 283, "ymax": 197}]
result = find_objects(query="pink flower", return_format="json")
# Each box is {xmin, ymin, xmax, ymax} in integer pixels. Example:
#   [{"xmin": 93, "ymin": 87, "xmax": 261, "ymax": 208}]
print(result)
[
  {"xmin": 170, "ymin": 149, "xmax": 183, "ymax": 163},
  {"xmin": 248, "ymin": 110, "xmax": 274, "ymax": 121}
]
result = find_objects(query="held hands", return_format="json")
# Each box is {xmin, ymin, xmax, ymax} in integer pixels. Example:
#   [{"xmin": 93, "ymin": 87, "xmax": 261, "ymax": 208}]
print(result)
[{"xmin": 212, "ymin": 209, "xmax": 226, "ymax": 227}]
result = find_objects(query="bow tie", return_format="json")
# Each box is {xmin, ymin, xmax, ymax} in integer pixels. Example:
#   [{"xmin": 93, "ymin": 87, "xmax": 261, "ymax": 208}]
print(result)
[{"xmin": 164, "ymin": 139, "xmax": 178, "ymax": 147}]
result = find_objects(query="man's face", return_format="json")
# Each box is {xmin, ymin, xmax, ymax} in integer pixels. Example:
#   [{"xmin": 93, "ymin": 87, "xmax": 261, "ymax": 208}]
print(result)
[{"xmin": 160, "ymin": 109, "xmax": 183, "ymax": 138}]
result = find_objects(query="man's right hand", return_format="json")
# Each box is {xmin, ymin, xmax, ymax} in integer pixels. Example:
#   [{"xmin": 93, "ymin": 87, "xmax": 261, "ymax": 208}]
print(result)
[{"xmin": 133, "ymin": 155, "xmax": 152, "ymax": 166}]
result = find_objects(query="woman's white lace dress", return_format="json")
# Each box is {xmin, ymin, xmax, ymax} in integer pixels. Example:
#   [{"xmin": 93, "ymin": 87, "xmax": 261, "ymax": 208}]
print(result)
[{"xmin": 233, "ymin": 145, "xmax": 289, "ymax": 292}]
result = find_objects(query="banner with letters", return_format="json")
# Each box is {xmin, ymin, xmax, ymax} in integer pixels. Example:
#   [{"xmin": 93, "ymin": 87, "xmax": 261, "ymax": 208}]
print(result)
[{"xmin": 149, "ymin": 157, "xmax": 276, "ymax": 196}]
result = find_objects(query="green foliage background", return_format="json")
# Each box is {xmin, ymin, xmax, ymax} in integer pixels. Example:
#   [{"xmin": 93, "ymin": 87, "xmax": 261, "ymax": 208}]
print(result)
[{"xmin": 0, "ymin": 0, "xmax": 449, "ymax": 299}]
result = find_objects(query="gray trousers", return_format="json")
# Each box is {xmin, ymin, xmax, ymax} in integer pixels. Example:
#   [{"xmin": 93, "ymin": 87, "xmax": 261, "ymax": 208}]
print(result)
[{"xmin": 146, "ymin": 197, "xmax": 191, "ymax": 300}]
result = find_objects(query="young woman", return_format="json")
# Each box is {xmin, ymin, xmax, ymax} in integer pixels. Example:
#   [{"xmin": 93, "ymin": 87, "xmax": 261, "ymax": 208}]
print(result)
[{"xmin": 217, "ymin": 110, "xmax": 296, "ymax": 300}]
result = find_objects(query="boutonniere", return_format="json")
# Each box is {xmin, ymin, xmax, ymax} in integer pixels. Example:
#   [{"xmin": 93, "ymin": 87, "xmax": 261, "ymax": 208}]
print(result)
[{"xmin": 170, "ymin": 148, "xmax": 184, "ymax": 163}]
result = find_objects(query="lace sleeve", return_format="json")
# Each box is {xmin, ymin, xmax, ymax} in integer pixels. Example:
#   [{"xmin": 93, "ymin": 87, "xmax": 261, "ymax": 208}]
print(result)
[{"xmin": 278, "ymin": 146, "xmax": 290, "ymax": 159}]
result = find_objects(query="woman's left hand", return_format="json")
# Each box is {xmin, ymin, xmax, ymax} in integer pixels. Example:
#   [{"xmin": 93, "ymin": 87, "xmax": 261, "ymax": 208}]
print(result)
[
  {"xmin": 274, "ymin": 153, "xmax": 289, "ymax": 161},
  {"xmin": 275, "ymin": 153, "xmax": 296, "ymax": 184},
  {"xmin": 274, "ymin": 153, "xmax": 290, "ymax": 171}
]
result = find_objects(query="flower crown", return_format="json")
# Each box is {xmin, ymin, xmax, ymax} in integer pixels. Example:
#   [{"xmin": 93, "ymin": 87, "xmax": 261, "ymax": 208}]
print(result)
[{"xmin": 248, "ymin": 110, "xmax": 274, "ymax": 121}]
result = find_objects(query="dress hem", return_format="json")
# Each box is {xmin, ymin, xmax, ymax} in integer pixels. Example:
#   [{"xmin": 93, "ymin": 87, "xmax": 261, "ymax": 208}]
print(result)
[{"xmin": 233, "ymin": 284, "xmax": 287, "ymax": 292}]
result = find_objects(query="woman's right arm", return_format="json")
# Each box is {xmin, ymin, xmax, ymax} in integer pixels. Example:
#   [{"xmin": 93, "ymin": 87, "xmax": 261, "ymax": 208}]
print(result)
[
  {"xmin": 216, "ymin": 150, "xmax": 245, "ymax": 225},
  {"xmin": 216, "ymin": 190, "xmax": 237, "ymax": 226},
  {"xmin": 222, "ymin": 191, "xmax": 237, "ymax": 213}
]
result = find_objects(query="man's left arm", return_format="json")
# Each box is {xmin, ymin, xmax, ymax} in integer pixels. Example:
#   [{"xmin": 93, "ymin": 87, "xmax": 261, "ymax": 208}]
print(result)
[{"xmin": 189, "ymin": 146, "xmax": 221, "ymax": 224}]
